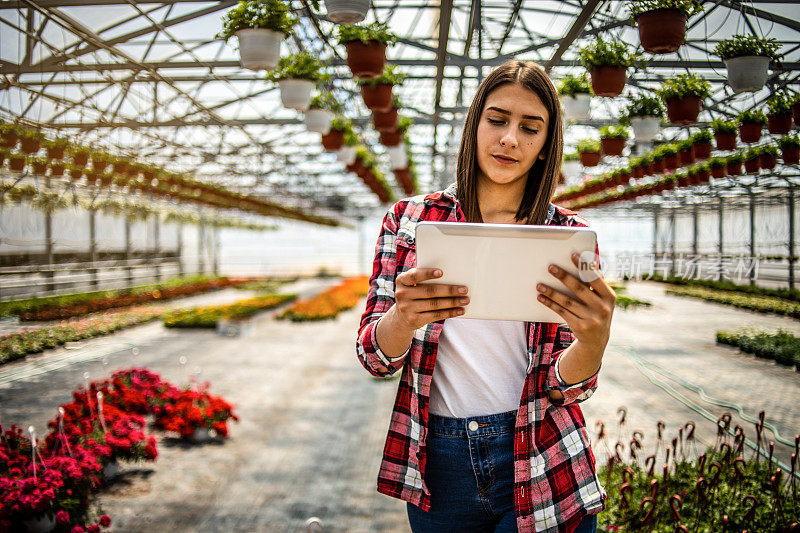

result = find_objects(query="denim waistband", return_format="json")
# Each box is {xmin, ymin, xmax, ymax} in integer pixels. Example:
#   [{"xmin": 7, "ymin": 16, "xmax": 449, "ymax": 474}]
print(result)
[{"xmin": 427, "ymin": 410, "xmax": 518, "ymax": 438}]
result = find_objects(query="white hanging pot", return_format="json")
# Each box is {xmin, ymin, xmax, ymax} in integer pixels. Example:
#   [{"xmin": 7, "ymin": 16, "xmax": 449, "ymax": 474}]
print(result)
[
  {"xmin": 337, "ymin": 145, "xmax": 357, "ymax": 165},
  {"xmin": 23, "ymin": 514, "xmax": 56, "ymax": 533},
  {"xmin": 304, "ymin": 109, "xmax": 334, "ymax": 134},
  {"xmin": 324, "ymin": 0, "xmax": 370, "ymax": 24},
  {"xmin": 562, "ymin": 160, "xmax": 582, "ymax": 180},
  {"xmin": 278, "ymin": 79, "xmax": 315, "ymax": 111},
  {"xmin": 561, "ymin": 93, "xmax": 591, "ymax": 121},
  {"xmin": 630, "ymin": 116, "xmax": 661, "ymax": 142},
  {"xmin": 387, "ymin": 144, "xmax": 407, "ymax": 169},
  {"xmin": 235, "ymin": 28, "xmax": 283, "ymax": 71},
  {"xmin": 724, "ymin": 55, "xmax": 770, "ymax": 93}
]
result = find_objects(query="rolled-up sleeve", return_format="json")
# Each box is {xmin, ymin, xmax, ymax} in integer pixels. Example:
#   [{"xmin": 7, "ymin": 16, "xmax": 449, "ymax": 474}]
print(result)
[
  {"xmin": 356, "ymin": 203, "xmax": 410, "ymax": 378},
  {"xmin": 545, "ymin": 323, "xmax": 600, "ymax": 406}
]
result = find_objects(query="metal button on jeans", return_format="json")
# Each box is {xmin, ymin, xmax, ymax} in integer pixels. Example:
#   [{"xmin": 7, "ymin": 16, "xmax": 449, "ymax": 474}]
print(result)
[{"xmin": 468, "ymin": 421, "xmax": 479, "ymax": 431}]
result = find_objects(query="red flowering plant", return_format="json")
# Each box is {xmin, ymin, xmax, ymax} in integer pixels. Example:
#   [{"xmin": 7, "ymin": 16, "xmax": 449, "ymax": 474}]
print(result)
[
  {"xmin": 103, "ymin": 368, "xmax": 181, "ymax": 418},
  {"xmin": 154, "ymin": 382, "xmax": 240, "ymax": 439}
]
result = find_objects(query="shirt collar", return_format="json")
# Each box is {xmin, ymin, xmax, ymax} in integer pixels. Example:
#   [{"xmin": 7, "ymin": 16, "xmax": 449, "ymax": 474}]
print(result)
[{"xmin": 428, "ymin": 181, "xmax": 555, "ymax": 224}]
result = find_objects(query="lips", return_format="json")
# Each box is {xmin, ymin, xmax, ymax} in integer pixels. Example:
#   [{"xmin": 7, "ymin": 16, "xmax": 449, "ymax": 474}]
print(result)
[{"xmin": 492, "ymin": 154, "xmax": 518, "ymax": 163}]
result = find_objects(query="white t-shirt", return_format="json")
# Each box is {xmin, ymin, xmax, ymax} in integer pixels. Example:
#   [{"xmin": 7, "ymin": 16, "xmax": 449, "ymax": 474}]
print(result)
[{"xmin": 428, "ymin": 317, "xmax": 528, "ymax": 418}]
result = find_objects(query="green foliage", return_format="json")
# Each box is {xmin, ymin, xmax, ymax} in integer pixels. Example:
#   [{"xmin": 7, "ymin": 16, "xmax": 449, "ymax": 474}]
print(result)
[
  {"xmin": 627, "ymin": 0, "xmax": 703, "ymax": 18},
  {"xmin": 599, "ymin": 125, "xmax": 629, "ymax": 139},
  {"xmin": 756, "ymin": 144, "xmax": 779, "ymax": 157},
  {"xmin": 265, "ymin": 52, "xmax": 330, "ymax": 82},
  {"xmin": 356, "ymin": 64, "xmax": 406, "ymax": 88},
  {"xmin": 778, "ymin": 134, "xmax": 800, "ymax": 150},
  {"xmin": 766, "ymin": 91, "xmax": 793, "ymax": 115},
  {"xmin": 18, "ymin": 128, "xmax": 44, "ymax": 141},
  {"xmin": 744, "ymin": 146, "xmax": 760, "ymax": 160},
  {"xmin": 614, "ymin": 294, "xmax": 652, "ymax": 309},
  {"xmin": 29, "ymin": 156, "xmax": 48, "ymax": 165},
  {"xmin": 44, "ymin": 137, "xmax": 69, "ymax": 149},
  {"xmin": 558, "ymin": 74, "xmax": 593, "ymax": 97},
  {"xmin": 708, "ymin": 156, "xmax": 727, "ymax": 168},
  {"xmin": 667, "ymin": 285, "xmax": 800, "ymax": 318},
  {"xmin": 163, "ymin": 293, "xmax": 296, "ymax": 328},
  {"xmin": 624, "ymin": 94, "xmax": 664, "ymax": 119},
  {"xmin": 717, "ymin": 327, "xmax": 800, "ymax": 365},
  {"xmin": 677, "ymin": 138, "xmax": 694, "ymax": 151},
  {"xmin": 576, "ymin": 138, "xmax": 601, "ymax": 153},
  {"xmin": 563, "ymin": 152, "xmax": 580, "ymax": 162},
  {"xmin": 656, "ymin": 73, "xmax": 711, "ymax": 100},
  {"xmin": 691, "ymin": 128, "xmax": 713, "ymax": 143},
  {"xmin": 713, "ymin": 33, "xmax": 783, "ymax": 61},
  {"xmin": 309, "ymin": 92, "xmax": 343, "ymax": 112},
  {"xmin": 726, "ymin": 151, "xmax": 744, "ymax": 163},
  {"xmin": 336, "ymin": 21, "xmax": 397, "ymax": 45},
  {"xmin": 649, "ymin": 271, "xmax": 800, "ymax": 302},
  {"xmin": 711, "ymin": 118, "xmax": 737, "ymax": 134},
  {"xmin": 396, "ymin": 116, "xmax": 413, "ymax": 133},
  {"xmin": 653, "ymin": 142, "xmax": 678, "ymax": 156},
  {"xmin": 578, "ymin": 39, "xmax": 635, "ymax": 70},
  {"xmin": 329, "ymin": 115, "xmax": 355, "ymax": 134},
  {"xmin": 217, "ymin": 0, "xmax": 298, "ymax": 40},
  {"xmin": 737, "ymin": 109, "xmax": 767, "ymax": 125}
]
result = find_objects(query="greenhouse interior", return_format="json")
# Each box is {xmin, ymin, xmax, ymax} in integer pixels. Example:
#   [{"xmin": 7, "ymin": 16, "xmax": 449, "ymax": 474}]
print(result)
[{"xmin": 1, "ymin": 0, "xmax": 800, "ymax": 531}]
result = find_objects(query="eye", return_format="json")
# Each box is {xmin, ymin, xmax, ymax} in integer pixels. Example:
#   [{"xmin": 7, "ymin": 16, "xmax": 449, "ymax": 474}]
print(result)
[
  {"xmin": 487, "ymin": 117, "xmax": 504, "ymax": 125},
  {"xmin": 522, "ymin": 126, "xmax": 539, "ymax": 134}
]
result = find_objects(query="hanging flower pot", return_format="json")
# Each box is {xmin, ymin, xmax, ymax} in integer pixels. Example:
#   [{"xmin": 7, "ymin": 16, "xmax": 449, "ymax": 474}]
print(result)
[
  {"xmin": 600, "ymin": 137, "xmax": 626, "ymax": 157},
  {"xmin": 579, "ymin": 151, "xmax": 601, "ymax": 167},
  {"xmin": 760, "ymin": 152, "xmax": 777, "ymax": 170},
  {"xmin": 379, "ymin": 130, "xmax": 402, "ymax": 146},
  {"xmin": 678, "ymin": 143, "xmax": 695, "ymax": 166},
  {"xmin": 91, "ymin": 152, "xmax": 109, "ymax": 172},
  {"xmin": 713, "ymin": 129, "xmax": 737, "ymax": 151},
  {"xmin": 695, "ymin": 167, "xmax": 710, "ymax": 184},
  {"xmin": 304, "ymin": 108, "xmax": 334, "ymax": 134},
  {"xmin": 692, "ymin": 136, "xmax": 712, "ymax": 160},
  {"xmin": 8, "ymin": 154, "xmax": 26, "ymax": 171},
  {"xmin": 713, "ymin": 35, "xmax": 782, "ymax": 93},
  {"xmin": 45, "ymin": 139, "xmax": 68, "ymax": 160},
  {"xmin": 630, "ymin": 116, "xmax": 660, "ymax": 143},
  {"xmin": 634, "ymin": 8, "xmax": 690, "ymax": 54},
  {"xmin": 579, "ymin": 39, "xmax": 633, "ymax": 98},
  {"xmin": 709, "ymin": 160, "xmax": 727, "ymax": 179},
  {"xmin": 650, "ymin": 156, "xmax": 665, "ymax": 175},
  {"xmin": 632, "ymin": 165, "xmax": 645, "ymax": 179},
  {"xmin": 767, "ymin": 113, "xmax": 792, "ymax": 135},
  {"xmin": 677, "ymin": 173, "xmax": 691, "ymax": 187},
  {"xmin": 738, "ymin": 123, "xmax": 763, "ymax": 144},
  {"xmin": 779, "ymin": 136, "xmax": 800, "ymax": 165},
  {"xmin": 387, "ymin": 143, "xmax": 407, "ymax": 168},
  {"xmin": 321, "ymin": 129, "xmax": 345, "ymax": 151},
  {"xmin": 337, "ymin": 145, "xmax": 357, "ymax": 165},
  {"xmin": 112, "ymin": 159, "xmax": 129, "ymax": 174},
  {"xmin": 361, "ymin": 83, "xmax": 393, "ymax": 112},
  {"xmin": 324, "ymin": 0, "xmax": 370, "ymax": 24},
  {"xmin": 50, "ymin": 162, "xmax": 65, "ymax": 176},
  {"xmin": 19, "ymin": 132, "xmax": 43, "ymax": 154},
  {"xmin": 234, "ymin": 29, "xmax": 283, "ymax": 70},
  {"xmin": 743, "ymin": 151, "xmax": 760, "ymax": 173},
  {"xmin": 588, "ymin": 66, "xmax": 627, "ymax": 97},
  {"xmin": 0, "ymin": 125, "xmax": 19, "ymax": 148},
  {"xmin": 665, "ymin": 96, "xmax": 701, "ymax": 125},
  {"xmin": 71, "ymin": 149, "xmax": 90, "ymax": 168},
  {"xmin": 562, "ymin": 93, "xmax": 592, "ymax": 121},
  {"xmin": 30, "ymin": 157, "xmax": 48, "ymax": 175},
  {"xmin": 278, "ymin": 79, "xmax": 316, "ymax": 111},
  {"xmin": 663, "ymin": 152, "xmax": 679, "ymax": 170},
  {"xmin": 793, "ymin": 101, "xmax": 800, "ymax": 128},
  {"xmin": 726, "ymin": 156, "xmax": 743, "ymax": 176},
  {"xmin": 372, "ymin": 107, "xmax": 398, "ymax": 132},
  {"xmin": 343, "ymin": 40, "xmax": 386, "ymax": 78},
  {"xmin": 657, "ymin": 74, "xmax": 710, "ymax": 126}
]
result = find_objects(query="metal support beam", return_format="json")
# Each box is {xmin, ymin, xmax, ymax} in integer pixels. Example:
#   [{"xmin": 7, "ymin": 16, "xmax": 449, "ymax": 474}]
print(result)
[
  {"xmin": 544, "ymin": 0, "xmax": 602, "ymax": 73},
  {"xmin": 717, "ymin": 196, "xmax": 724, "ymax": 282},
  {"xmin": 431, "ymin": 0, "xmax": 454, "ymax": 191}
]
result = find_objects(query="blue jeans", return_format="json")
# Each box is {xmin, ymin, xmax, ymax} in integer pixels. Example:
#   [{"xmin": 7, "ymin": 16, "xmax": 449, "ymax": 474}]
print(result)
[{"xmin": 406, "ymin": 410, "xmax": 598, "ymax": 533}]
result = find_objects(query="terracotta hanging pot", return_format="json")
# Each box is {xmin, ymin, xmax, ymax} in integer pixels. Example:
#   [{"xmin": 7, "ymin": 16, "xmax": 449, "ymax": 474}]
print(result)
[
  {"xmin": 632, "ymin": 166, "xmax": 645, "ymax": 179},
  {"xmin": 579, "ymin": 151, "xmax": 601, "ymax": 167},
  {"xmin": 380, "ymin": 130, "xmax": 402, "ymax": 146},
  {"xmin": 738, "ymin": 123, "xmax": 762, "ymax": 144},
  {"xmin": 31, "ymin": 160, "xmax": 47, "ymax": 174},
  {"xmin": 600, "ymin": 137, "xmax": 625, "ymax": 156},
  {"xmin": 677, "ymin": 174, "xmax": 691, "ymax": 187},
  {"xmin": 19, "ymin": 138, "xmax": 40, "ymax": 154},
  {"xmin": 693, "ymin": 142, "xmax": 712, "ymax": 160},
  {"xmin": 663, "ymin": 153, "xmax": 679, "ymax": 170},
  {"xmin": 696, "ymin": 169, "xmax": 710, "ymax": 184},
  {"xmin": 710, "ymin": 165, "xmax": 726, "ymax": 179},
  {"xmin": 665, "ymin": 96, "xmax": 702, "ymax": 125},
  {"xmin": 588, "ymin": 66, "xmax": 626, "ymax": 97},
  {"xmin": 50, "ymin": 163, "xmax": 65, "ymax": 177},
  {"xmin": 743, "ymin": 155, "xmax": 760, "ymax": 173},
  {"xmin": 767, "ymin": 113, "xmax": 792, "ymax": 135},
  {"xmin": 321, "ymin": 129, "xmax": 345, "ymax": 151},
  {"xmin": 636, "ymin": 9, "xmax": 687, "ymax": 54},
  {"xmin": 727, "ymin": 160, "xmax": 742, "ymax": 176},
  {"xmin": 714, "ymin": 132, "xmax": 736, "ymax": 151},
  {"xmin": 759, "ymin": 153, "xmax": 777, "ymax": 170},
  {"xmin": 72, "ymin": 151, "xmax": 89, "ymax": 168},
  {"xmin": 650, "ymin": 157, "xmax": 665, "ymax": 175},
  {"xmin": 793, "ymin": 102, "xmax": 800, "ymax": 128},
  {"xmin": 783, "ymin": 146, "xmax": 800, "ymax": 165},
  {"xmin": 0, "ymin": 131, "xmax": 18, "ymax": 148},
  {"xmin": 678, "ymin": 147, "xmax": 695, "ymax": 166},
  {"xmin": 361, "ymin": 83, "xmax": 393, "ymax": 112},
  {"xmin": 345, "ymin": 40, "xmax": 387, "ymax": 78},
  {"xmin": 112, "ymin": 161, "xmax": 129, "ymax": 174},
  {"xmin": 46, "ymin": 146, "xmax": 66, "ymax": 160},
  {"xmin": 8, "ymin": 155, "xmax": 26, "ymax": 171},
  {"xmin": 372, "ymin": 108, "xmax": 398, "ymax": 132}
]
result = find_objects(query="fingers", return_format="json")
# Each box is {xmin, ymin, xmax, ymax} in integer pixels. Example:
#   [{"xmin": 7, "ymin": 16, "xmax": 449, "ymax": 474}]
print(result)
[
  {"xmin": 394, "ymin": 268, "xmax": 469, "ymax": 329},
  {"xmin": 397, "ymin": 267, "xmax": 443, "ymax": 287},
  {"xmin": 537, "ymin": 283, "xmax": 588, "ymax": 319}
]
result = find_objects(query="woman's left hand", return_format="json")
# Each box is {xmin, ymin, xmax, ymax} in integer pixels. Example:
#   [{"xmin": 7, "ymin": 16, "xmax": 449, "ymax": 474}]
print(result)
[{"xmin": 535, "ymin": 252, "xmax": 615, "ymax": 350}]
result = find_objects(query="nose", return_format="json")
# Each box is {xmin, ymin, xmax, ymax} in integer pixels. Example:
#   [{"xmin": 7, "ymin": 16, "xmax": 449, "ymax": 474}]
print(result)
[{"xmin": 499, "ymin": 127, "xmax": 518, "ymax": 148}]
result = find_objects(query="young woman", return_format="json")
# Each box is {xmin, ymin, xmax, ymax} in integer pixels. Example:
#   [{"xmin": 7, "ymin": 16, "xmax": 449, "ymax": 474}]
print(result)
[{"xmin": 356, "ymin": 60, "xmax": 615, "ymax": 533}]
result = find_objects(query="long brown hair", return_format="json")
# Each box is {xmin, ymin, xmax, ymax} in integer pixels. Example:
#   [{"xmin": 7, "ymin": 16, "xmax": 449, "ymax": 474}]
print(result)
[{"xmin": 455, "ymin": 60, "xmax": 563, "ymax": 225}]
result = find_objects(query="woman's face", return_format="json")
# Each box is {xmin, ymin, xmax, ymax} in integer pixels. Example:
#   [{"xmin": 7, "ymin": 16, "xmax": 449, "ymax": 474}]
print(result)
[{"xmin": 475, "ymin": 82, "xmax": 550, "ymax": 187}]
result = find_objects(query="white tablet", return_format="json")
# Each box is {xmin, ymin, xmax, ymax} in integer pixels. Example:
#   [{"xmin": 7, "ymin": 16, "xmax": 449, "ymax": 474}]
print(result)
[{"xmin": 415, "ymin": 221, "xmax": 598, "ymax": 323}]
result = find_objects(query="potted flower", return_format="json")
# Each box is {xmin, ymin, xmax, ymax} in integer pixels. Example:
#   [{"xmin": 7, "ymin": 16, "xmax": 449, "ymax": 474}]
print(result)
[
  {"xmin": 67, "ymin": 164, "xmax": 85, "ymax": 182},
  {"xmin": 266, "ymin": 52, "xmax": 330, "ymax": 111},
  {"xmin": 675, "ymin": 169, "xmax": 690, "ymax": 187},
  {"xmin": 110, "ymin": 155, "xmax": 130, "ymax": 174},
  {"xmin": 743, "ymin": 147, "xmax": 760, "ymax": 173},
  {"xmin": 656, "ymin": 73, "xmax": 711, "ymax": 125},
  {"xmin": 357, "ymin": 64, "xmax": 404, "ymax": 112},
  {"xmin": 758, "ymin": 144, "xmax": 779, "ymax": 170},
  {"xmin": 649, "ymin": 150, "xmax": 666, "ymax": 174},
  {"xmin": 623, "ymin": 94, "xmax": 664, "ymax": 142},
  {"xmin": 337, "ymin": 21, "xmax": 397, "ymax": 79},
  {"xmin": 380, "ymin": 116, "xmax": 410, "ymax": 146},
  {"xmin": 0, "ymin": 122, "xmax": 20, "ymax": 148},
  {"xmin": 50, "ymin": 160, "xmax": 66, "ymax": 177},
  {"xmin": 558, "ymin": 73, "xmax": 593, "ymax": 121},
  {"xmin": 609, "ymin": 166, "xmax": 632, "ymax": 186},
  {"xmin": 629, "ymin": 155, "xmax": 645, "ymax": 179},
  {"xmin": 711, "ymin": 118, "xmax": 737, "ymax": 150},
  {"xmin": 372, "ymin": 94, "xmax": 401, "ymax": 132},
  {"xmin": 321, "ymin": 115, "xmax": 352, "ymax": 151},
  {"xmin": 68, "ymin": 145, "xmax": 90, "ymax": 168},
  {"xmin": 577, "ymin": 139, "xmax": 601, "ymax": 166},
  {"xmin": 305, "ymin": 92, "xmax": 341, "ymax": 134},
  {"xmin": 737, "ymin": 109, "xmax": 766, "ymax": 144},
  {"xmin": 656, "ymin": 142, "xmax": 679, "ymax": 169},
  {"xmin": 677, "ymin": 138, "xmax": 695, "ymax": 166},
  {"xmin": 627, "ymin": 0, "xmax": 703, "ymax": 54},
  {"xmin": 324, "ymin": 0, "xmax": 369, "ymax": 24},
  {"xmin": 19, "ymin": 128, "xmax": 44, "ymax": 154},
  {"xmin": 30, "ymin": 155, "xmax": 48, "ymax": 175},
  {"xmin": 562, "ymin": 151, "xmax": 582, "ymax": 179},
  {"xmin": 726, "ymin": 151, "xmax": 743, "ymax": 176},
  {"xmin": 90, "ymin": 150, "xmax": 110, "ymax": 172},
  {"xmin": 217, "ymin": 0, "xmax": 297, "ymax": 70},
  {"xmin": 43, "ymin": 137, "xmax": 69, "ymax": 160},
  {"xmin": 691, "ymin": 129, "xmax": 713, "ymax": 160},
  {"xmin": 766, "ymin": 91, "xmax": 793, "ymax": 135},
  {"xmin": 8, "ymin": 153, "xmax": 26, "ymax": 171},
  {"xmin": 578, "ymin": 39, "xmax": 635, "ymax": 97},
  {"xmin": 688, "ymin": 161, "xmax": 710, "ymax": 185},
  {"xmin": 778, "ymin": 134, "xmax": 800, "ymax": 165},
  {"xmin": 713, "ymin": 34, "xmax": 782, "ymax": 93},
  {"xmin": 708, "ymin": 156, "xmax": 727, "ymax": 179},
  {"xmin": 599, "ymin": 125, "xmax": 629, "ymax": 156}
]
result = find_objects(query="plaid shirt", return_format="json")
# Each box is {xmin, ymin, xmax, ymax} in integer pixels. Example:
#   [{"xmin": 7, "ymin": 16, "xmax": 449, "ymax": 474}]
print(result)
[{"xmin": 356, "ymin": 182, "xmax": 606, "ymax": 532}]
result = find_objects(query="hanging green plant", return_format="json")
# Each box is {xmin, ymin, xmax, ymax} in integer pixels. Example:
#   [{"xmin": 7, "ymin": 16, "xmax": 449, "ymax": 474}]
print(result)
[
  {"xmin": 557, "ymin": 74, "xmax": 593, "ymax": 97},
  {"xmin": 656, "ymin": 73, "xmax": 710, "ymax": 125},
  {"xmin": 778, "ymin": 134, "xmax": 800, "ymax": 164},
  {"xmin": 627, "ymin": 0, "xmax": 703, "ymax": 54},
  {"xmin": 338, "ymin": 21, "xmax": 397, "ymax": 79},
  {"xmin": 713, "ymin": 34, "xmax": 782, "ymax": 93},
  {"xmin": 766, "ymin": 91, "xmax": 794, "ymax": 135},
  {"xmin": 308, "ymin": 92, "xmax": 343, "ymax": 113},
  {"xmin": 356, "ymin": 64, "xmax": 406, "ymax": 89},
  {"xmin": 265, "ymin": 53, "xmax": 329, "ymax": 82},
  {"xmin": 217, "ymin": 0, "xmax": 298, "ymax": 40},
  {"xmin": 336, "ymin": 21, "xmax": 397, "ymax": 46},
  {"xmin": 713, "ymin": 34, "xmax": 782, "ymax": 61},
  {"xmin": 623, "ymin": 94, "xmax": 664, "ymax": 121},
  {"xmin": 578, "ymin": 40, "xmax": 636, "ymax": 97},
  {"xmin": 358, "ymin": 65, "xmax": 405, "ymax": 113},
  {"xmin": 737, "ymin": 109, "xmax": 766, "ymax": 144}
]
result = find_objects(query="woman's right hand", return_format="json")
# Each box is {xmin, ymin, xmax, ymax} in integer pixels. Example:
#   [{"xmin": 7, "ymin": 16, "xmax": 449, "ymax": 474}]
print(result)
[{"xmin": 392, "ymin": 268, "xmax": 469, "ymax": 330}]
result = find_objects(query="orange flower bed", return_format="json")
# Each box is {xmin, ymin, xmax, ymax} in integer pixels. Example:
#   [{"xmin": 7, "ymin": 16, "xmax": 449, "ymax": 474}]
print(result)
[{"xmin": 279, "ymin": 276, "xmax": 369, "ymax": 322}]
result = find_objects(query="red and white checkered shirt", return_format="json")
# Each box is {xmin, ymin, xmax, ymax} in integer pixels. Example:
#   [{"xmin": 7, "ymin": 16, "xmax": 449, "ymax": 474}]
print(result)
[{"xmin": 356, "ymin": 182, "xmax": 606, "ymax": 532}]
